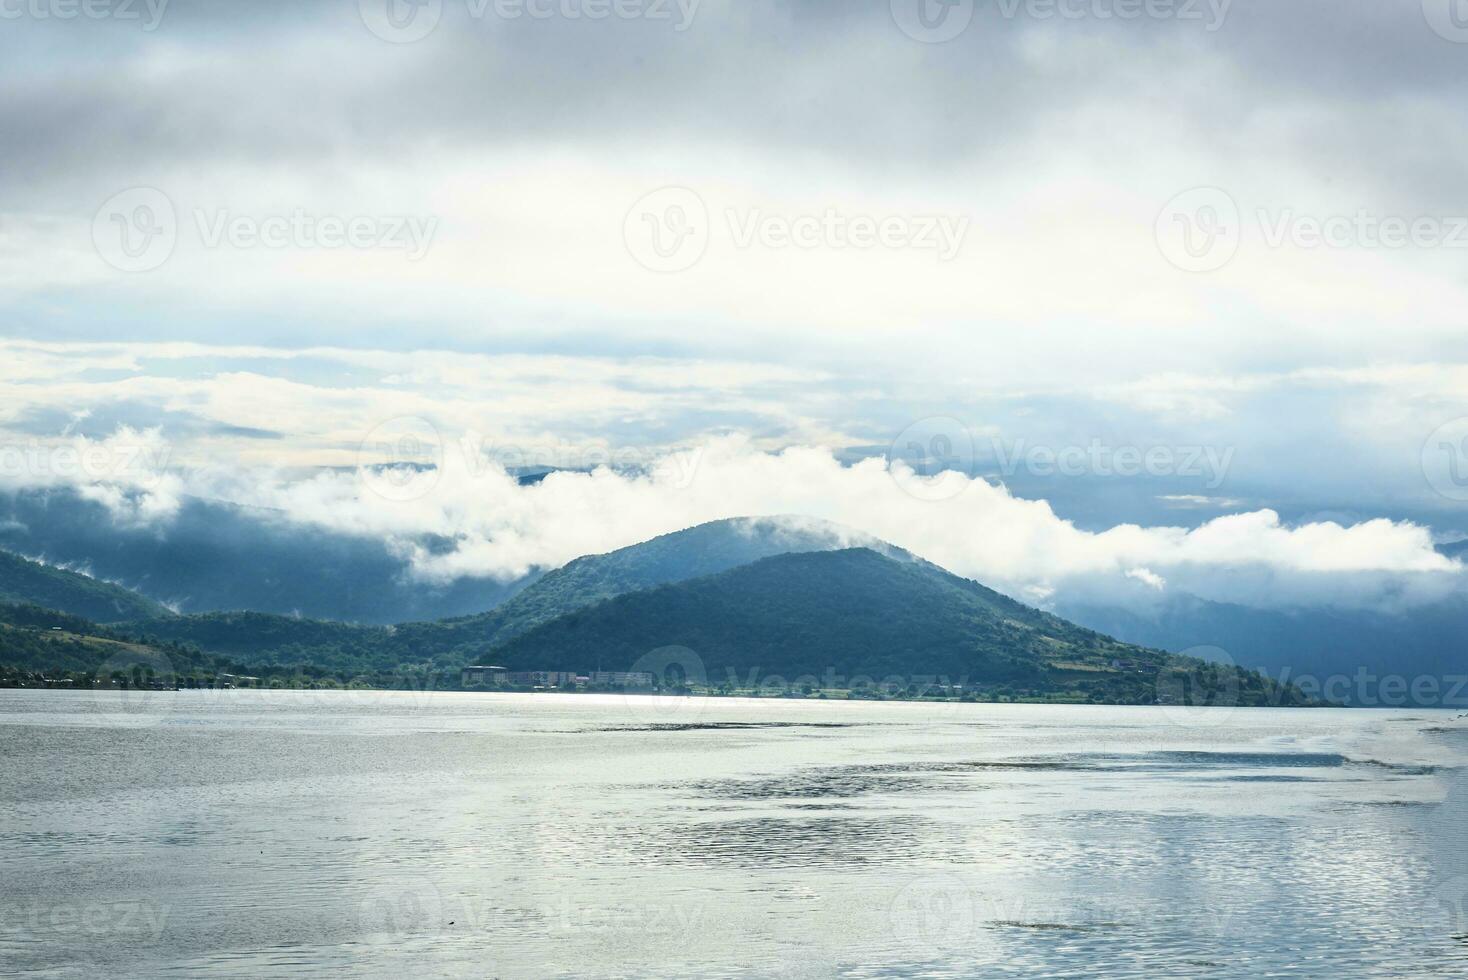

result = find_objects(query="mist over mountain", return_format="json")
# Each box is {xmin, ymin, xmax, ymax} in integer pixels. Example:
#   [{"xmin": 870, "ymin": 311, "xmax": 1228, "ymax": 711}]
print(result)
[
  {"xmin": 1438, "ymin": 539, "xmax": 1468, "ymax": 562},
  {"xmin": 0, "ymin": 548, "xmax": 171, "ymax": 623},
  {"xmin": 494, "ymin": 547, "xmax": 1307, "ymax": 706},
  {"xmin": 110, "ymin": 516, "xmax": 894, "ymax": 668},
  {"xmin": 1057, "ymin": 594, "xmax": 1468, "ymax": 707},
  {"xmin": 0, "ymin": 488, "xmax": 532, "ymax": 623},
  {"xmin": 485, "ymin": 518, "xmax": 1467, "ymax": 705},
  {"xmin": 477, "ymin": 515, "xmax": 902, "ymax": 641},
  {"xmin": 88, "ymin": 538, "xmax": 1311, "ymax": 708},
  {"xmin": 4, "ymin": 486, "xmax": 1465, "ymax": 705}
]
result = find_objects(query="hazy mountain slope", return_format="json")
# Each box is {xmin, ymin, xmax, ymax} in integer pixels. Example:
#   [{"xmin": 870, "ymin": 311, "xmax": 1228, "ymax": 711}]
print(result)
[
  {"xmin": 1058, "ymin": 593, "xmax": 1468, "ymax": 707},
  {"xmin": 0, "ymin": 548, "xmax": 172, "ymax": 622},
  {"xmin": 1437, "ymin": 540, "xmax": 1468, "ymax": 561},
  {"xmin": 493, "ymin": 549, "xmax": 1307, "ymax": 706},
  {"xmin": 0, "ymin": 488, "xmax": 532, "ymax": 623},
  {"xmin": 116, "ymin": 517, "xmax": 884, "ymax": 664},
  {"xmin": 465, "ymin": 515, "xmax": 896, "ymax": 643}
]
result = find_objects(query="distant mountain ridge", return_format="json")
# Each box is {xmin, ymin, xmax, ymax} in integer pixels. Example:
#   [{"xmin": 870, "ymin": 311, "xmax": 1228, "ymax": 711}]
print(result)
[
  {"xmin": 1058, "ymin": 592, "xmax": 1468, "ymax": 707},
  {"xmin": 112, "ymin": 517, "xmax": 889, "ymax": 668},
  {"xmin": 0, "ymin": 488, "xmax": 531, "ymax": 623},
  {"xmin": 494, "ymin": 547, "xmax": 1307, "ymax": 705},
  {"xmin": 9, "ymin": 514, "xmax": 1427, "ymax": 706},
  {"xmin": 25, "ymin": 543, "xmax": 1308, "ymax": 707},
  {"xmin": 1437, "ymin": 539, "xmax": 1468, "ymax": 562},
  {"xmin": 469, "ymin": 516, "xmax": 901, "ymax": 643},
  {"xmin": 0, "ymin": 548, "xmax": 172, "ymax": 623},
  {"xmin": 8, "ymin": 484, "xmax": 1468, "ymax": 689}
]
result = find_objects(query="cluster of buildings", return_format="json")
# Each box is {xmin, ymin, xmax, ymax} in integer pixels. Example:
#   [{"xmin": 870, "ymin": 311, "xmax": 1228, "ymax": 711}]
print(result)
[{"xmin": 461, "ymin": 666, "xmax": 657, "ymax": 690}]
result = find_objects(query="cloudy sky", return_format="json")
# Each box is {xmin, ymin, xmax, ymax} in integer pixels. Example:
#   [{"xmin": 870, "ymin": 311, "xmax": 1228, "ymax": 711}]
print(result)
[{"xmin": 3, "ymin": 0, "xmax": 1468, "ymax": 614}]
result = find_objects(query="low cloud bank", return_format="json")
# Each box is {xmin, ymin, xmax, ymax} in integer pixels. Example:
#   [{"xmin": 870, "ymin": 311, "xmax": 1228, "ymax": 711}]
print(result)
[{"xmin": 4, "ymin": 432, "xmax": 1456, "ymax": 617}]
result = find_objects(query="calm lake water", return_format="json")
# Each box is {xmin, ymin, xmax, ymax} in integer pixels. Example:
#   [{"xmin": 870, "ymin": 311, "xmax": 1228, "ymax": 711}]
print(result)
[{"xmin": 2, "ymin": 689, "xmax": 1466, "ymax": 978}]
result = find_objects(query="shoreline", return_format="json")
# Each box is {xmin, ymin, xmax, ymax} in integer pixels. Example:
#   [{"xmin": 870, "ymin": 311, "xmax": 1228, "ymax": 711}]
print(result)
[{"xmin": 7, "ymin": 683, "xmax": 1468, "ymax": 712}]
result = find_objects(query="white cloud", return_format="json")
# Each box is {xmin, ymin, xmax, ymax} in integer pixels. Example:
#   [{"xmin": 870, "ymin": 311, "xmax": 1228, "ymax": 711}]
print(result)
[
  {"xmin": 15, "ymin": 434, "xmax": 1452, "ymax": 616},
  {"xmin": 0, "ymin": 426, "xmax": 181, "ymax": 525},
  {"xmin": 7, "ymin": 339, "xmax": 1468, "ymax": 533},
  {"xmin": 1126, "ymin": 567, "xmax": 1167, "ymax": 590}
]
